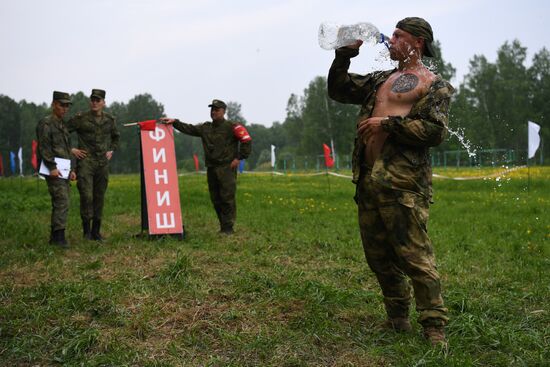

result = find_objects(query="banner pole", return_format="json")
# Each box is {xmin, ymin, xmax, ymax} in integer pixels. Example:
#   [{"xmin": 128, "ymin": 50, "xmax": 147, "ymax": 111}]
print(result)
[
  {"xmin": 139, "ymin": 129, "xmax": 148, "ymax": 234},
  {"xmin": 325, "ymin": 167, "xmax": 331, "ymax": 192},
  {"xmin": 527, "ymin": 129, "xmax": 531, "ymax": 195}
]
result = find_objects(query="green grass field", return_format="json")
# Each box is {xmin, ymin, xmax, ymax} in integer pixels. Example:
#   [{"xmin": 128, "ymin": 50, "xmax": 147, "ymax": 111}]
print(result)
[{"xmin": 0, "ymin": 167, "xmax": 548, "ymax": 366}]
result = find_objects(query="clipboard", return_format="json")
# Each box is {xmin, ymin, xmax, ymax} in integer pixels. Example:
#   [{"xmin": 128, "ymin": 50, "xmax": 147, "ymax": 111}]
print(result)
[{"xmin": 39, "ymin": 157, "xmax": 71, "ymax": 179}]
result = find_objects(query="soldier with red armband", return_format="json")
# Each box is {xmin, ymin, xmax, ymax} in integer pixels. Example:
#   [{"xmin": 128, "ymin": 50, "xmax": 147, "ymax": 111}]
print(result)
[{"xmin": 161, "ymin": 99, "xmax": 252, "ymax": 234}]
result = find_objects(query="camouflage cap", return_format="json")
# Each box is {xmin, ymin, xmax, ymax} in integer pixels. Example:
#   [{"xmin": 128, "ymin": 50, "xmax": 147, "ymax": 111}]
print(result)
[
  {"xmin": 208, "ymin": 99, "xmax": 227, "ymax": 109},
  {"xmin": 53, "ymin": 91, "xmax": 72, "ymax": 104},
  {"xmin": 90, "ymin": 89, "xmax": 106, "ymax": 99},
  {"xmin": 396, "ymin": 17, "xmax": 435, "ymax": 57}
]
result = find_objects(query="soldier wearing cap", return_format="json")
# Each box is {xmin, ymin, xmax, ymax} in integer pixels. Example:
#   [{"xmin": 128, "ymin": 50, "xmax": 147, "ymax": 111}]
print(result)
[
  {"xmin": 36, "ymin": 91, "xmax": 77, "ymax": 248},
  {"xmin": 67, "ymin": 89, "xmax": 120, "ymax": 241},
  {"xmin": 328, "ymin": 17, "xmax": 454, "ymax": 346},
  {"xmin": 161, "ymin": 99, "xmax": 252, "ymax": 234}
]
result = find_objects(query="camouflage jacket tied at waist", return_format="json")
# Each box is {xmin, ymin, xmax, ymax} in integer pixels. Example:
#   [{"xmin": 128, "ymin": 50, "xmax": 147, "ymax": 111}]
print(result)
[
  {"xmin": 67, "ymin": 111, "xmax": 120, "ymax": 158},
  {"xmin": 36, "ymin": 114, "xmax": 73, "ymax": 171},
  {"xmin": 327, "ymin": 47, "xmax": 455, "ymax": 200},
  {"xmin": 172, "ymin": 119, "xmax": 252, "ymax": 167}
]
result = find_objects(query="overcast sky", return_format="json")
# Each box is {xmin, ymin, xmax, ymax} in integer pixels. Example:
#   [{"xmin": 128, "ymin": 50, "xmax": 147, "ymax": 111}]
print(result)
[{"xmin": 1, "ymin": 0, "xmax": 548, "ymax": 126}]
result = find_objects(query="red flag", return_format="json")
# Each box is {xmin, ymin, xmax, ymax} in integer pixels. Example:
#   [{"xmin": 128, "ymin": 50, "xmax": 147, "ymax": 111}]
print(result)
[
  {"xmin": 138, "ymin": 120, "xmax": 157, "ymax": 131},
  {"xmin": 323, "ymin": 143, "xmax": 334, "ymax": 168},
  {"xmin": 193, "ymin": 154, "xmax": 199, "ymax": 172},
  {"xmin": 31, "ymin": 140, "xmax": 38, "ymax": 171},
  {"xmin": 0, "ymin": 153, "xmax": 3, "ymax": 176}
]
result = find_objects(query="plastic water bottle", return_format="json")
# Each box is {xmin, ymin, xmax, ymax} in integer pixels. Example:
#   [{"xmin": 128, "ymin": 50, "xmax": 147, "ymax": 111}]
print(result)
[{"xmin": 318, "ymin": 22, "xmax": 389, "ymax": 50}]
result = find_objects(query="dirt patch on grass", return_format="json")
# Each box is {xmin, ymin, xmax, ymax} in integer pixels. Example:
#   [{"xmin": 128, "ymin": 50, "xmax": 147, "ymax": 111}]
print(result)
[{"xmin": 0, "ymin": 261, "xmax": 52, "ymax": 288}]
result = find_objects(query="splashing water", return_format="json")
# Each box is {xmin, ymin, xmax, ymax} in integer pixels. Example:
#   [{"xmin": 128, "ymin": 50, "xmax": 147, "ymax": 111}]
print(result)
[
  {"xmin": 447, "ymin": 127, "xmax": 477, "ymax": 158},
  {"xmin": 374, "ymin": 47, "xmax": 391, "ymax": 64},
  {"xmin": 424, "ymin": 58, "xmax": 439, "ymax": 74}
]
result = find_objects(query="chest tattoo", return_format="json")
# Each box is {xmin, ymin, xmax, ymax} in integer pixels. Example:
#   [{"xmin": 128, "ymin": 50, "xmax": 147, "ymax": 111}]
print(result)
[{"xmin": 391, "ymin": 74, "xmax": 419, "ymax": 93}]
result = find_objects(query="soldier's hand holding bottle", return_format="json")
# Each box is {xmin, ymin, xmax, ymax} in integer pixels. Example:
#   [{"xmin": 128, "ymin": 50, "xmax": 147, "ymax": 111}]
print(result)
[{"xmin": 345, "ymin": 40, "xmax": 363, "ymax": 49}]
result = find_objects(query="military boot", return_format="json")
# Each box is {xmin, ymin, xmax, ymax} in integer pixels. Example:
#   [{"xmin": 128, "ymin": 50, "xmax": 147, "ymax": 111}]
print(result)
[
  {"xmin": 91, "ymin": 219, "xmax": 104, "ymax": 241},
  {"xmin": 82, "ymin": 220, "xmax": 92, "ymax": 240},
  {"xmin": 377, "ymin": 318, "xmax": 412, "ymax": 332},
  {"xmin": 423, "ymin": 326, "xmax": 447, "ymax": 347},
  {"xmin": 50, "ymin": 229, "xmax": 69, "ymax": 249},
  {"xmin": 219, "ymin": 226, "xmax": 234, "ymax": 235}
]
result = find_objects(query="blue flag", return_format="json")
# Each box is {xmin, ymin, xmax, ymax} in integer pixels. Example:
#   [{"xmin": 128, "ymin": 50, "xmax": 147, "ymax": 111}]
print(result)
[
  {"xmin": 238, "ymin": 159, "xmax": 245, "ymax": 173},
  {"xmin": 9, "ymin": 151, "xmax": 16, "ymax": 174}
]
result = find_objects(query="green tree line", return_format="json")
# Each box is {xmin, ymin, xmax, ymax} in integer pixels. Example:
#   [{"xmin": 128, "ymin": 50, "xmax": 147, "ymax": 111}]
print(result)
[{"xmin": 0, "ymin": 39, "xmax": 547, "ymax": 175}]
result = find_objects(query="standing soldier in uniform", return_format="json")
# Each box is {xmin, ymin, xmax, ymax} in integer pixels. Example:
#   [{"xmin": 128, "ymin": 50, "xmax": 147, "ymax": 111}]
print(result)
[
  {"xmin": 327, "ymin": 17, "xmax": 454, "ymax": 346},
  {"xmin": 68, "ymin": 89, "xmax": 120, "ymax": 241},
  {"xmin": 161, "ymin": 99, "xmax": 252, "ymax": 234},
  {"xmin": 36, "ymin": 91, "xmax": 77, "ymax": 248}
]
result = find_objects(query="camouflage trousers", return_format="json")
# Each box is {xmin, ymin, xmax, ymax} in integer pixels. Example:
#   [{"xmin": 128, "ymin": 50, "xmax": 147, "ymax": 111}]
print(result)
[
  {"xmin": 207, "ymin": 164, "xmax": 237, "ymax": 231},
  {"xmin": 356, "ymin": 170, "xmax": 448, "ymax": 327},
  {"xmin": 76, "ymin": 157, "xmax": 109, "ymax": 221},
  {"xmin": 46, "ymin": 176, "xmax": 71, "ymax": 231}
]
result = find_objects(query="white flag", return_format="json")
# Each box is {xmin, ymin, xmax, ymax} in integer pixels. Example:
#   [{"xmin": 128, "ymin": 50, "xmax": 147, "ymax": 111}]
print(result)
[
  {"xmin": 17, "ymin": 146, "xmax": 23, "ymax": 176},
  {"xmin": 270, "ymin": 144, "xmax": 276, "ymax": 168},
  {"xmin": 528, "ymin": 121, "xmax": 541, "ymax": 159}
]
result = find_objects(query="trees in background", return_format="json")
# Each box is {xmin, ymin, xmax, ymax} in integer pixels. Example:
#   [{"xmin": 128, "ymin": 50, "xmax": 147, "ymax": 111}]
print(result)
[
  {"xmin": 450, "ymin": 41, "xmax": 549, "ymax": 162},
  {"xmin": 0, "ymin": 39, "xmax": 547, "ymax": 175}
]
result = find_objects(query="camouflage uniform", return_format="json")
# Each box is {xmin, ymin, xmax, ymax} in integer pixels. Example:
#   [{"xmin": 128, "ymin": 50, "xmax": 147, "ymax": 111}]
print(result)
[
  {"xmin": 172, "ymin": 118, "xmax": 251, "ymax": 232},
  {"xmin": 328, "ymin": 46, "xmax": 454, "ymax": 327},
  {"xmin": 67, "ymin": 110, "xmax": 119, "ymax": 230},
  {"xmin": 36, "ymin": 114, "xmax": 72, "ymax": 233}
]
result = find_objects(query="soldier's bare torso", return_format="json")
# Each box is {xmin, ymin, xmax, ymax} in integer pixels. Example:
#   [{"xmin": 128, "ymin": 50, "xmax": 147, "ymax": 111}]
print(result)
[{"xmin": 365, "ymin": 67, "xmax": 436, "ymax": 166}]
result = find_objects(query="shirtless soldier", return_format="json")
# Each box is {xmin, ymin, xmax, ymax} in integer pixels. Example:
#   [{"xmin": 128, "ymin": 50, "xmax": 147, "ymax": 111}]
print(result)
[{"xmin": 328, "ymin": 17, "xmax": 454, "ymax": 346}]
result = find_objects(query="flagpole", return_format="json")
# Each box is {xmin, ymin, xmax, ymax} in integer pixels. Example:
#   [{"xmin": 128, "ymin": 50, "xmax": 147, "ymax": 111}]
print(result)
[
  {"xmin": 325, "ymin": 166, "xmax": 331, "ymax": 192},
  {"xmin": 527, "ymin": 122, "xmax": 530, "ymax": 195},
  {"xmin": 527, "ymin": 162, "xmax": 531, "ymax": 196}
]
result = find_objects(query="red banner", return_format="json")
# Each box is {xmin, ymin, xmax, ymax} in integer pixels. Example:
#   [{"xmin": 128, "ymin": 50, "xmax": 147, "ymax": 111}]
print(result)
[
  {"xmin": 141, "ymin": 123, "xmax": 184, "ymax": 235},
  {"xmin": 0, "ymin": 153, "xmax": 3, "ymax": 176},
  {"xmin": 193, "ymin": 154, "xmax": 199, "ymax": 172},
  {"xmin": 31, "ymin": 140, "xmax": 38, "ymax": 171},
  {"xmin": 323, "ymin": 143, "xmax": 334, "ymax": 168}
]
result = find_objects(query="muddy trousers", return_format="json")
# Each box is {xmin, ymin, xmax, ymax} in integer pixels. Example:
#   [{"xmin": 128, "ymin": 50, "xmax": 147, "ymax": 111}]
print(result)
[{"xmin": 356, "ymin": 174, "xmax": 448, "ymax": 327}]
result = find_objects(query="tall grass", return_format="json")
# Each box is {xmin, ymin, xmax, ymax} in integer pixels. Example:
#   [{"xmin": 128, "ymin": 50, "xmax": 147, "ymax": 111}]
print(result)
[{"xmin": 0, "ymin": 167, "xmax": 548, "ymax": 366}]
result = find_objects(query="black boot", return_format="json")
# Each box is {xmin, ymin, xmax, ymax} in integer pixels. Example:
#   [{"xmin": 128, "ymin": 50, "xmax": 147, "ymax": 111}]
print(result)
[
  {"xmin": 82, "ymin": 220, "xmax": 92, "ymax": 240},
  {"xmin": 91, "ymin": 219, "xmax": 103, "ymax": 241},
  {"xmin": 219, "ymin": 226, "xmax": 234, "ymax": 235},
  {"xmin": 50, "ymin": 229, "xmax": 68, "ymax": 248}
]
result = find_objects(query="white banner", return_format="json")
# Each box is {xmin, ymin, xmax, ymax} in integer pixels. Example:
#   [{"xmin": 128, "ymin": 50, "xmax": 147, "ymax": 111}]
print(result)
[
  {"xmin": 528, "ymin": 121, "xmax": 541, "ymax": 159},
  {"xmin": 17, "ymin": 146, "xmax": 23, "ymax": 175},
  {"xmin": 270, "ymin": 144, "xmax": 276, "ymax": 168}
]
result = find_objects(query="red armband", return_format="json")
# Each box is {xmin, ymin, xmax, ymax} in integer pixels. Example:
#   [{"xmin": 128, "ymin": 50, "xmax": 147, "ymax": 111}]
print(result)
[{"xmin": 233, "ymin": 124, "xmax": 252, "ymax": 143}]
